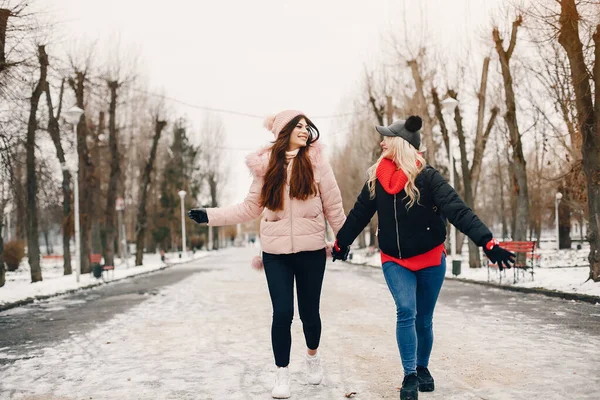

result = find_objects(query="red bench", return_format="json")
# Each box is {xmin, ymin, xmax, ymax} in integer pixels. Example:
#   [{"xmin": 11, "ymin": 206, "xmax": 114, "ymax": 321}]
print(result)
[
  {"xmin": 90, "ymin": 253, "xmax": 115, "ymax": 280},
  {"xmin": 486, "ymin": 241, "xmax": 538, "ymax": 284}
]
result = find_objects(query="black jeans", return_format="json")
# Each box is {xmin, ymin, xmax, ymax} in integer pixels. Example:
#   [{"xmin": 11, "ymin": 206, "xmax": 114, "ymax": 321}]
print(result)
[{"xmin": 263, "ymin": 248, "xmax": 327, "ymax": 367}]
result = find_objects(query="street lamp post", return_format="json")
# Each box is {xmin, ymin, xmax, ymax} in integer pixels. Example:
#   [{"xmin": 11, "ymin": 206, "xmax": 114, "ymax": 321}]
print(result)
[
  {"xmin": 178, "ymin": 190, "xmax": 187, "ymax": 257},
  {"xmin": 555, "ymin": 192, "xmax": 563, "ymax": 251},
  {"xmin": 64, "ymin": 106, "xmax": 84, "ymax": 282},
  {"xmin": 441, "ymin": 98, "xmax": 459, "ymax": 264}
]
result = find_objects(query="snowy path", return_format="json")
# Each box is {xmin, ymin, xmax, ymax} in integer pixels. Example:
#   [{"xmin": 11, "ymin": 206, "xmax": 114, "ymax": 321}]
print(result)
[{"xmin": 1, "ymin": 247, "xmax": 599, "ymax": 399}]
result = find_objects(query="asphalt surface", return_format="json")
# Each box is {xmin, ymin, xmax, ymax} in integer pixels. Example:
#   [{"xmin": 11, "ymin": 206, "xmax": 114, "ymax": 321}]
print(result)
[
  {"xmin": 0, "ymin": 264, "xmax": 212, "ymax": 366},
  {"xmin": 3, "ymin": 253, "xmax": 600, "ymax": 367},
  {"xmin": 1, "ymin": 249, "xmax": 600, "ymax": 399}
]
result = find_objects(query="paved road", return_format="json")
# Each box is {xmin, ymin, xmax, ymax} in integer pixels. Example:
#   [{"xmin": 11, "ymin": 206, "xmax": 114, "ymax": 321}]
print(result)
[
  {"xmin": 1, "ymin": 247, "xmax": 599, "ymax": 399},
  {"xmin": 0, "ymin": 263, "xmax": 211, "ymax": 366}
]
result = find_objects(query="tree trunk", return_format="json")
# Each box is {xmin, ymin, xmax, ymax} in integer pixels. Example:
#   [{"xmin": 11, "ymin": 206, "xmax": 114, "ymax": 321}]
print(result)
[
  {"xmin": 431, "ymin": 88, "xmax": 462, "ymax": 196},
  {"xmin": 103, "ymin": 81, "xmax": 121, "ymax": 267},
  {"xmin": 495, "ymin": 139, "xmax": 508, "ymax": 240},
  {"xmin": 135, "ymin": 118, "xmax": 166, "ymax": 266},
  {"xmin": 45, "ymin": 79, "xmax": 72, "ymax": 275},
  {"xmin": 558, "ymin": 0, "xmax": 600, "ymax": 281},
  {"xmin": 69, "ymin": 71, "xmax": 96, "ymax": 274},
  {"xmin": 493, "ymin": 17, "xmax": 530, "ymax": 244},
  {"xmin": 0, "ymin": 8, "xmax": 10, "ymax": 74},
  {"xmin": 42, "ymin": 230, "xmax": 50, "ymax": 255},
  {"xmin": 448, "ymin": 90, "xmax": 482, "ymax": 268},
  {"xmin": 26, "ymin": 46, "xmax": 48, "ymax": 283},
  {"xmin": 471, "ymin": 62, "xmax": 499, "ymax": 194},
  {"xmin": 408, "ymin": 59, "xmax": 437, "ymax": 166},
  {"xmin": 91, "ymin": 113, "xmax": 104, "ymax": 255},
  {"xmin": 208, "ymin": 174, "xmax": 219, "ymax": 250},
  {"xmin": 14, "ymin": 160, "xmax": 26, "ymax": 240},
  {"xmin": 558, "ymin": 183, "xmax": 573, "ymax": 249},
  {"xmin": 506, "ymin": 142, "xmax": 517, "ymax": 240},
  {"xmin": 0, "ymin": 201, "xmax": 6, "ymax": 287}
]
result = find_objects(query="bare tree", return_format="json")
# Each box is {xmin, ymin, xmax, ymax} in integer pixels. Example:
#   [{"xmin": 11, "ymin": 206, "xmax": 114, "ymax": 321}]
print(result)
[
  {"xmin": 0, "ymin": 193, "xmax": 8, "ymax": 287},
  {"xmin": 431, "ymin": 87, "xmax": 461, "ymax": 189},
  {"xmin": 135, "ymin": 115, "xmax": 167, "ymax": 265},
  {"xmin": 1, "ymin": 2, "xmax": 31, "ymax": 243},
  {"xmin": 431, "ymin": 55, "xmax": 499, "ymax": 268},
  {"xmin": 557, "ymin": 0, "xmax": 600, "ymax": 281},
  {"xmin": 0, "ymin": 7, "xmax": 10, "ymax": 74},
  {"xmin": 101, "ymin": 80, "xmax": 121, "ymax": 266},
  {"xmin": 364, "ymin": 69, "xmax": 395, "ymax": 247},
  {"xmin": 493, "ymin": 15, "xmax": 530, "ymax": 243},
  {"xmin": 331, "ymin": 115, "xmax": 377, "ymax": 248},
  {"xmin": 25, "ymin": 45, "xmax": 48, "ymax": 282},
  {"xmin": 494, "ymin": 130, "xmax": 509, "ymax": 239},
  {"xmin": 44, "ymin": 74, "xmax": 72, "ymax": 275},
  {"xmin": 12, "ymin": 150, "xmax": 26, "ymax": 240},
  {"xmin": 101, "ymin": 42, "xmax": 137, "ymax": 267},
  {"xmin": 0, "ymin": 1, "xmax": 30, "ymax": 86},
  {"xmin": 406, "ymin": 51, "xmax": 438, "ymax": 167},
  {"xmin": 68, "ymin": 66, "xmax": 97, "ymax": 274},
  {"xmin": 198, "ymin": 114, "xmax": 228, "ymax": 250}
]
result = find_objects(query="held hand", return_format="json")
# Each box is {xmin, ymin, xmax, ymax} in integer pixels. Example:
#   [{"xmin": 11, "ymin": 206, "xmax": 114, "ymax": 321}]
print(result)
[
  {"xmin": 332, "ymin": 240, "xmax": 350, "ymax": 262},
  {"xmin": 483, "ymin": 240, "xmax": 515, "ymax": 271},
  {"xmin": 187, "ymin": 208, "xmax": 209, "ymax": 224}
]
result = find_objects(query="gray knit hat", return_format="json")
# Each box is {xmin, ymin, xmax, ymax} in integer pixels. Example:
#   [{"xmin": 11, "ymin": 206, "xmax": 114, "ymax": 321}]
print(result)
[{"xmin": 375, "ymin": 116, "xmax": 423, "ymax": 150}]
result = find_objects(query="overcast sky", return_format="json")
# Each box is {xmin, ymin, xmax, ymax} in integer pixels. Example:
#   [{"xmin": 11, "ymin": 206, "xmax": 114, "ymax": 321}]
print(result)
[{"xmin": 47, "ymin": 0, "xmax": 504, "ymax": 204}]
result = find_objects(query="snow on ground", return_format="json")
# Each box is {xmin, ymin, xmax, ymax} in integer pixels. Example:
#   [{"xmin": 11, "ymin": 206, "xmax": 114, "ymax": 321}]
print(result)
[
  {"xmin": 1, "ymin": 248, "xmax": 599, "ymax": 399},
  {"xmin": 0, "ymin": 251, "xmax": 210, "ymax": 308},
  {"xmin": 348, "ymin": 242, "xmax": 600, "ymax": 299}
]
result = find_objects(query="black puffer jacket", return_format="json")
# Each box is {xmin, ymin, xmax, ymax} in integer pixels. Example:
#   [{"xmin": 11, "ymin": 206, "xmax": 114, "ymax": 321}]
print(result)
[{"xmin": 337, "ymin": 165, "xmax": 492, "ymax": 259}]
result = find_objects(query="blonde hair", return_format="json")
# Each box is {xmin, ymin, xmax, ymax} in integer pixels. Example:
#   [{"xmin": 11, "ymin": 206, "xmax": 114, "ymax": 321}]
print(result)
[{"xmin": 367, "ymin": 136, "xmax": 426, "ymax": 208}]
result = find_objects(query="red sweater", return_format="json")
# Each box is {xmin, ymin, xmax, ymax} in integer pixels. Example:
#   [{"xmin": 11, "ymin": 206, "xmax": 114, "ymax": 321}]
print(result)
[{"xmin": 376, "ymin": 158, "xmax": 445, "ymax": 271}]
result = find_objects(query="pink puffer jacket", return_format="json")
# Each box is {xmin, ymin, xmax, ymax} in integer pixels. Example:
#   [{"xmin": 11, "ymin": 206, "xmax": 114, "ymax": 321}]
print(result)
[{"xmin": 206, "ymin": 142, "xmax": 346, "ymax": 255}]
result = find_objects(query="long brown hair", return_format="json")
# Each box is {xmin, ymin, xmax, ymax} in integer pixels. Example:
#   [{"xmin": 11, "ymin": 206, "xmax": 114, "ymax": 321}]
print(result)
[{"xmin": 260, "ymin": 115, "xmax": 320, "ymax": 211}]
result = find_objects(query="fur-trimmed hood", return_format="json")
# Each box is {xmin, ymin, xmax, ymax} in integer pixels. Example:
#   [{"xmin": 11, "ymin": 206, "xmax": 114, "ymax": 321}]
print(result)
[
  {"xmin": 244, "ymin": 141, "xmax": 324, "ymax": 177},
  {"xmin": 206, "ymin": 138, "xmax": 345, "ymax": 258}
]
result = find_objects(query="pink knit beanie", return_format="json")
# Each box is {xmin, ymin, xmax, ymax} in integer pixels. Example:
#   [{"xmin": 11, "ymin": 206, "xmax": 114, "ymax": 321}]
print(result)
[{"xmin": 263, "ymin": 110, "xmax": 304, "ymax": 138}]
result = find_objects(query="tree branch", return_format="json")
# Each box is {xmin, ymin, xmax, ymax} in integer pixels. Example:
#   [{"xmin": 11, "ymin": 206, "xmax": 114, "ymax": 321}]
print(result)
[{"xmin": 506, "ymin": 15, "xmax": 523, "ymax": 59}]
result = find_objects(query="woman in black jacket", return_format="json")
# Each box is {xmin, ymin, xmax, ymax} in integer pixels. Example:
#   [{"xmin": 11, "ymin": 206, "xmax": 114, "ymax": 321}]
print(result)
[{"xmin": 332, "ymin": 116, "xmax": 514, "ymax": 400}]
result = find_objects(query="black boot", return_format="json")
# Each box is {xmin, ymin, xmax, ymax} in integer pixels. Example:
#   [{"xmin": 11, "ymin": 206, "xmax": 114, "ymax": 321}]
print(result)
[
  {"xmin": 416, "ymin": 366, "xmax": 434, "ymax": 392},
  {"xmin": 400, "ymin": 373, "xmax": 419, "ymax": 400}
]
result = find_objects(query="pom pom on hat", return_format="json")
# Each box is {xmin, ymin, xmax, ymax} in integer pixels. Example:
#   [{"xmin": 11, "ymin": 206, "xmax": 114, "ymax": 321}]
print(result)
[
  {"xmin": 263, "ymin": 110, "xmax": 304, "ymax": 138},
  {"xmin": 263, "ymin": 115, "xmax": 276, "ymax": 132},
  {"xmin": 405, "ymin": 116, "xmax": 422, "ymax": 132}
]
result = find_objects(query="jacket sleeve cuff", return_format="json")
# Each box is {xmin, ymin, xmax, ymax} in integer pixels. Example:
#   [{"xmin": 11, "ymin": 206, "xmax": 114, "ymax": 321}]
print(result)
[{"xmin": 485, "ymin": 238, "xmax": 499, "ymax": 251}]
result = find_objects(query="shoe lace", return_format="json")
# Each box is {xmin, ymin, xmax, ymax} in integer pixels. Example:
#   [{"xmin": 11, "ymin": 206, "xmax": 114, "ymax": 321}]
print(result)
[
  {"xmin": 306, "ymin": 355, "xmax": 321, "ymax": 373},
  {"xmin": 275, "ymin": 369, "xmax": 289, "ymax": 386},
  {"xmin": 403, "ymin": 373, "xmax": 418, "ymax": 385},
  {"xmin": 418, "ymin": 367, "xmax": 431, "ymax": 379}
]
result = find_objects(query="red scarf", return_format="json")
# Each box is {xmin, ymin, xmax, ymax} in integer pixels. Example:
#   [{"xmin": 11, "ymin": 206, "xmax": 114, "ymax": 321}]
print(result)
[
  {"xmin": 376, "ymin": 157, "xmax": 445, "ymax": 270},
  {"xmin": 376, "ymin": 158, "xmax": 408, "ymax": 194}
]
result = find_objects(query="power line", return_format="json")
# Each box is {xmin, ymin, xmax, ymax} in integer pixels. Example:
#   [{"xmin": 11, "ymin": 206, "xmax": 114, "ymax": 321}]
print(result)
[{"xmin": 132, "ymin": 88, "xmax": 360, "ymax": 120}]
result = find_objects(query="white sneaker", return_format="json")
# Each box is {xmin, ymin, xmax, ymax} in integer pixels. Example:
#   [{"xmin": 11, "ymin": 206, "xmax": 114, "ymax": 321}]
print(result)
[
  {"xmin": 305, "ymin": 351, "xmax": 324, "ymax": 385},
  {"xmin": 271, "ymin": 367, "xmax": 291, "ymax": 399}
]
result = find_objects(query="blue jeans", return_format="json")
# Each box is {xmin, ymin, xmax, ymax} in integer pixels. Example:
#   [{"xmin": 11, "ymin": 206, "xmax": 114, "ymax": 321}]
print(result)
[{"xmin": 382, "ymin": 254, "xmax": 446, "ymax": 376}]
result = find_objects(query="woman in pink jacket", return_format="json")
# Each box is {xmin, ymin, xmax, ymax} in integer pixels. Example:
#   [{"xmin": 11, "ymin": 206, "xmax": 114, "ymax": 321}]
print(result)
[{"xmin": 188, "ymin": 110, "xmax": 346, "ymax": 399}]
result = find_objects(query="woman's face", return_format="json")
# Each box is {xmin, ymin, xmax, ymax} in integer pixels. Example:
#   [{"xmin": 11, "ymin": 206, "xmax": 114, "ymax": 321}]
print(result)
[
  {"xmin": 380, "ymin": 138, "xmax": 392, "ymax": 158},
  {"xmin": 288, "ymin": 118, "xmax": 309, "ymax": 151}
]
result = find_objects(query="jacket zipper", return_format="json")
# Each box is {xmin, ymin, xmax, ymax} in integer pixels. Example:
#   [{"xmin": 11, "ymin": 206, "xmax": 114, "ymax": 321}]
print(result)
[
  {"xmin": 394, "ymin": 194, "xmax": 401, "ymax": 258},
  {"xmin": 289, "ymin": 186, "xmax": 294, "ymax": 253}
]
